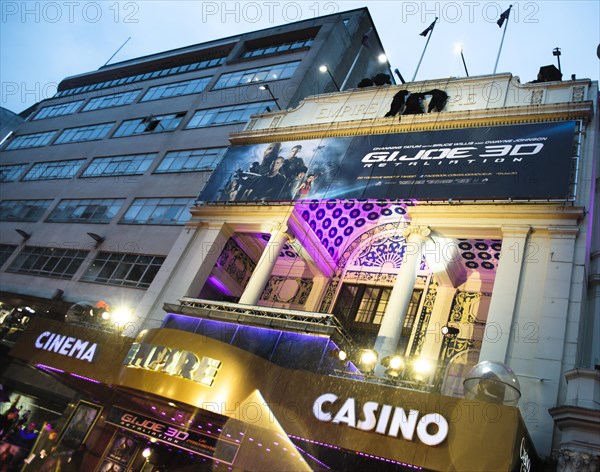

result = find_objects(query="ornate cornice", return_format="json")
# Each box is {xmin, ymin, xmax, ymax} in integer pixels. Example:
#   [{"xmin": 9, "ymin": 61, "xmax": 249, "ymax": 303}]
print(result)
[{"xmin": 230, "ymin": 101, "xmax": 593, "ymax": 144}]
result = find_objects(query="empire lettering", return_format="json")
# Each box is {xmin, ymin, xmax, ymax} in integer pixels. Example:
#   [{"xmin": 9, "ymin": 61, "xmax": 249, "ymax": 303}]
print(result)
[
  {"xmin": 34, "ymin": 331, "xmax": 98, "ymax": 363},
  {"xmin": 312, "ymin": 393, "xmax": 448, "ymax": 446},
  {"xmin": 123, "ymin": 342, "xmax": 221, "ymax": 387}
]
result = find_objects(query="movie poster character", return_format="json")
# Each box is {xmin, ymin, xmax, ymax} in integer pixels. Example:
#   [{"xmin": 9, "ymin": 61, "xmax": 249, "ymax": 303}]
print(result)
[
  {"xmin": 56, "ymin": 401, "xmax": 102, "ymax": 451},
  {"xmin": 107, "ymin": 433, "xmax": 136, "ymax": 464}
]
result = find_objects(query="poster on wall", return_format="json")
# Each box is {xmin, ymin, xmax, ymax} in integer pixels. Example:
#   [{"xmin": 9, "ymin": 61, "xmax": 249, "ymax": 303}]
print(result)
[
  {"xmin": 57, "ymin": 400, "xmax": 102, "ymax": 451},
  {"xmin": 97, "ymin": 432, "xmax": 139, "ymax": 472},
  {"xmin": 198, "ymin": 121, "xmax": 577, "ymax": 202}
]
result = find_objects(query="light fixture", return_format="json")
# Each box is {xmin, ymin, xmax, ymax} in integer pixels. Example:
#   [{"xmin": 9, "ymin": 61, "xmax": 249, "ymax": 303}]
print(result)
[
  {"xmin": 319, "ymin": 65, "xmax": 340, "ymax": 91},
  {"xmin": 378, "ymin": 53, "xmax": 388, "ymax": 63},
  {"xmin": 329, "ymin": 348, "xmax": 348, "ymax": 362},
  {"xmin": 412, "ymin": 358, "xmax": 434, "ymax": 380},
  {"xmin": 441, "ymin": 325, "xmax": 460, "ymax": 338},
  {"xmin": 15, "ymin": 228, "xmax": 31, "ymax": 241},
  {"xmin": 553, "ymin": 47, "xmax": 562, "ymax": 73},
  {"xmin": 381, "ymin": 355, "xmax": 405, "ymax": 378},
  {"xmin": 142, "ymin": 447, "xmax": 152, "ymax": 459},
  {"xmin": 359, "ymin": 349, "xmax": 378, "ymax": 366},
  {"xmin": 111, "ymin": 306, "xmax": 132, "ymax": 324},
  {"xmin": 258, "ymin": 84, "xmax": 281, "ymax": 110},
  {"xmin": 87, "ymin": 232, "xmax": 104, "ymax": 247}
]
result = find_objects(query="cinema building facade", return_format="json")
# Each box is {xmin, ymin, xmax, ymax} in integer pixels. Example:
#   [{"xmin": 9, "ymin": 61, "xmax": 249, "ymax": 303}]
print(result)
[{"xmin": 8, "ymin": 73, "xmax": 599, "ymax": 471}]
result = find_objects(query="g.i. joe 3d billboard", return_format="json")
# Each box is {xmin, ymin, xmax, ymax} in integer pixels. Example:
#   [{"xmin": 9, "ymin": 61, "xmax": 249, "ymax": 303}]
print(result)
[{"xmin": 198, "ymin": 121, "xmax": 577, "ymax": 202}]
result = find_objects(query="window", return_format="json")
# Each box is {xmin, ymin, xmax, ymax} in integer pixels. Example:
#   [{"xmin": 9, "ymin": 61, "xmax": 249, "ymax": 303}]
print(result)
[
  {"xmin": 0, "ymin": 244, "xmax": 18, "ymax": 267},
  {"xmin": 0, "ymin": 164, "xmax": 28, "ymax": 182},
  {"xmin": 242, "ymin": 39, "xmax": 313, "ymax": 58},
  {"xmin": 141, "ymin": 77, "xmax": 210, "ymax": 102},
  {"xmin": 186, "ymin": 101, "xmax": 274, "ymax": 129},
  {"xmin": 113, "ymin": 113, "xmax": 185, "ymax": 137},
  {"xmin": 154, "ymin": 148, "xmax": 225, "ymax": 173},
  {"xmin": 46, "ymin": 198, "xmax": 124, "ymax": 223},
  {"xmin": 0, "ymin": 200, "xmax": 53, "ymax": 221},
  {"xmin": 81, "ymin": 252, "xmax": 165, "ymax": 288},
  {"xmin": 82, "ymin": 153, "xmax": 157, "ymax": 178},
  {"xmin": 4, "ymin": 131, "xmax": 56, "ymax": 150},
  {"xmin": 213, "ymin": 62, "xmax": 299, "ymax": 89},
  {"xmin": 333, "ymin": 283, "xmax": 423, "ymax": 350},
  {"xmin": 54, "ymin": 56, "xmax": 227, "ymax": 98},
  {"xmin": 22, "ymin": 159, "xmax": 85, "ymax": 181},
  {"xmin": 32, "ymin": 100, "xmax": 84, "ymax": 120},
  {"xmin": 120, "ymin": 197, "xmax": 194, "ymax": 225},
  {"xmin": 82, "ymin": 90, "xmax": 141, "ymax": 111},
  {"xmin": 7, "ymin": 246, "xmax": 89, "ymax": 279},
  {"xmin": 54, "ymin": 123, "xmax": 114, "ymax": 144}
]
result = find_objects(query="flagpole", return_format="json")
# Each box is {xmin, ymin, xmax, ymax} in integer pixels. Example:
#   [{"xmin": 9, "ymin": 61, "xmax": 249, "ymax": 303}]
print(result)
[
  {"xmin": 493, "ymin": 6, "xmax": 512, "ymax": 74},
  {"xmin": 412, "ymin": 17, "xmax": 437, "ymax": 82}
]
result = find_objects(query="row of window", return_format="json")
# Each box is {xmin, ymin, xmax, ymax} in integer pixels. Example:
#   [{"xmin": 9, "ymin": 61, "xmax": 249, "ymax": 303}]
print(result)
[
  {"xmin": 54, "ymin": 34, "xmax": 312, "ymax": 98},
  {"xmin": 32, "ymin": 76, "xmax": 214, "ymax": 121},
  {"xmin": 0, "ymin": 197, "xmax": 195, "ymax": 225},
  {"xmin": 242, "ymin": 39, "xmax": 313, "ymax": 58},
  {"xmin": 55, "ymin": 56, "xmax": 227, "ymax": 98},
  {"xmin": 5, "ymin": 100, "xmax": 275, "ymax": 150},
  {"xmin": 1, "ymin": 148, "xmax": 225, "ymax": 183},
  {"xmin": 0, "ymin": 244, "xmax": 164, "ymax": 288}
]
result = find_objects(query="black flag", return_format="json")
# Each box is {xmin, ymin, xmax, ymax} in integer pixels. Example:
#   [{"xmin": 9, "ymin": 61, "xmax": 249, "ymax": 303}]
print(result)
[
  {"xmin": 420, "ymin": 18, "xmax": 437, "ymax": 37},
  {"xmin": 497, "ymin": 6, "xmax": 512, "ymax": 27}
]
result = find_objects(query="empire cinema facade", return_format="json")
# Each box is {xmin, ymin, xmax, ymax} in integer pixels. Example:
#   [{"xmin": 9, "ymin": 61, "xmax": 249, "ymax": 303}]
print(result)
[{"xmin": 10, "ymin": 73, "xmax": 599, "ymax": 471}]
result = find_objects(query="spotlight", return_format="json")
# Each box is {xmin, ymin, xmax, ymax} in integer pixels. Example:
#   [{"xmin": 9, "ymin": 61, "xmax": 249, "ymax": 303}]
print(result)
[
  {"xmin": 412, "ymin": 358, "xmax": 434, "ymax": 379},
  {"xmin": 441, "ymin": 325, "xmax": 460, "ymax": 338},
  {"xmin": 258, "ymin": 83, "xmax": 281, "ymax": 110},
  {"xmin": 359, "ymin": 349, "xmax": 378, "ymax": 366},
  {"xmin": 378, "ymin": 53, "xmax": 388, "ymax": 63},
  {"xmin": 381, "ymin": 355, "xmax": 405, "ymax": 378},
  {"xmin": 142, "ymin": 447, "xmax": 152, "ymax": 459},
  {"xmin": 328, "ymin": 349, "xmax": 348, "ymax": 362},
  {"xmin": 319, "ymin": 64, "xmax": 340, "ymax": 91},
  {"xmin": 111, "ymin": 306, "xmax": 132, "ymax": 324}
]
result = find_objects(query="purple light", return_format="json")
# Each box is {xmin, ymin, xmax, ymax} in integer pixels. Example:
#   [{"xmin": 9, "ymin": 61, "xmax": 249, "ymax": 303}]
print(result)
[
  {"xmin": 151, "ymin": 406, "xmax": 156, "ymax": 410},
  {"xmin": 206, "ymin": 275, "xmax": 232, "ymax": 296},
  {"xmin": 289, "ymin": 434, "xmax": 420, "ymax": 468},
  {"xmin": 294, "ymin": 444, "xmax": 331, "ymax": 470},
  {"xmin": 36, "ymin": 364, "xmax": 64, "ymax": 373},
  {"xmin": 70, "ymin": 373, "xmax": 101, "ymax": 384}
]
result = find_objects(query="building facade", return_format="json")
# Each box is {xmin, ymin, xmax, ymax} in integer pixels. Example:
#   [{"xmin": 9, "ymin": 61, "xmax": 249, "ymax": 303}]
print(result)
[
  {"xmin": 0, "ymin": 7, "xmax": 389, "ymax": 324},
  {"xmin": 1, "ymin": 10, "xmax": 598, "ymax": 472}
]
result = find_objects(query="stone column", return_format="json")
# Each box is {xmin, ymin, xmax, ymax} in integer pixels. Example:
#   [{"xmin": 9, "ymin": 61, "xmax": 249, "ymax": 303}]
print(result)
[
  {"xmin": 239, "ymin": 225, "xmax": 290, "ymax": 306},
  {"xmin": 138, "ymin": 221, "xmax": 233, "ymax": 330},
  {"xmin": 374, "ymin": 226, "xmax": 431, "ymax": 363},
  {"xmin": 478, "ymin": 225, "xmax": 531, "ymax": 363}
]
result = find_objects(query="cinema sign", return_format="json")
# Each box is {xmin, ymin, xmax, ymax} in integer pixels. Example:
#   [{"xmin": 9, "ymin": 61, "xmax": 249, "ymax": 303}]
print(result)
[{"xmin": 34, "ymin": 331, "xmax": 98, "ymax": 363}]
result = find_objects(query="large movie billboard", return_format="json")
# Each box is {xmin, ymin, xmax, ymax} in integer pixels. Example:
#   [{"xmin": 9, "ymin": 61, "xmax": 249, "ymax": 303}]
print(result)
[{"xmin": 198, "ymin": 121, "xmax": 576, "ymax": 202}]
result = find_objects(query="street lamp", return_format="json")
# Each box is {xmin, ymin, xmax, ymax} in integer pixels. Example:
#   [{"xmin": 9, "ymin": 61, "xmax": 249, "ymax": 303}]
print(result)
[
  {"xmin": 258, "ymin": 84, "xmax": 281, "ymax": 110},
  {"xmin": 319, "ymin": 65, "xmax": 340, "ymax": 91}
]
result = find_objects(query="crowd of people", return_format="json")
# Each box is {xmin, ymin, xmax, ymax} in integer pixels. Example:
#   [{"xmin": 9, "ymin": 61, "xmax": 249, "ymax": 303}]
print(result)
[{"xmin": 219, "ymin": 143, "xmax": 321, "ymax": 202}]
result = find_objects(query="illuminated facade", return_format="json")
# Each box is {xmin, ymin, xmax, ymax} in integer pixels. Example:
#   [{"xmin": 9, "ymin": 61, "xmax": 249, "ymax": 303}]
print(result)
[
  {"xmin": 1, "ymin": 13, "xmax": 598, "ymax": 471},
  {"xmin": 131, "ymin": 72, "xmax": 598, "ymax": 469}
]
